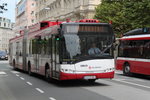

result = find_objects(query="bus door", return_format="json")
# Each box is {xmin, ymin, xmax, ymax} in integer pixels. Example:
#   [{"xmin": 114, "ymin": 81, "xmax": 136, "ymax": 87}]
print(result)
[
  {"xmin": 36, "ymin": 39, "xmax": 41, "ymax": 73},
  {"xmin": 22, "ymin": 38, "xmax": 27, "ymax": 71},
  {"xmin": 16, "ymin": 42, "xmax": 20, "ymax": 68},
  {"xmin": 51, "ymin": 36, "xmax": 60, "ymax": 79},
  {"xmin": 33, "ymin": 38, "xmax": 40, "ymax": 73},
  {"xmin": 22, "ymin": 30, "xmax": 28, "ymax": 71}
]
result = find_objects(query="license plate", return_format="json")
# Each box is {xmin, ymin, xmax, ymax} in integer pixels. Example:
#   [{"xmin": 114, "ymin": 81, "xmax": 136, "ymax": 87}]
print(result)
[{"xmin": 84, "ymin": 76, "xmax": 96, "ymax": 79}]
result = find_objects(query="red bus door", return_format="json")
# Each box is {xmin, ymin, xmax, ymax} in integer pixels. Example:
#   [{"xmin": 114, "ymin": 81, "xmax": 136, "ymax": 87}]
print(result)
[{"xmin": 33, "ymin": 39, "xmax": 40, "ymax": 73}]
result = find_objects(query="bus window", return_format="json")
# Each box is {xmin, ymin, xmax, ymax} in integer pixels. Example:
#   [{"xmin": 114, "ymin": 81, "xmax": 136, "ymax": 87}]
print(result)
[{"xmin": 144, "ymin": 41, "xmax": 150, "ymax": 59}]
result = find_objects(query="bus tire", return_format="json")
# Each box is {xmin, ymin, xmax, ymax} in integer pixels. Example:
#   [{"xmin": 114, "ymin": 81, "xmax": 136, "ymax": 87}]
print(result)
[
  {"xmin": 123, "ymin": 63, "xmax": 131, "ymax": 76},
  {"xmin": 45, "ymin": 65, "xmax": 51, "ymax": 82},
  {"xmin": 88, "ymin": 79, "xmax": 96, "ymax": 83},
  {"xmin": 13, "ymin": 60, "xmax": 16, "ymax": 70},
  {"xmin": 28, "ymin": 62, "xmax": 32, "ymax": 76}
]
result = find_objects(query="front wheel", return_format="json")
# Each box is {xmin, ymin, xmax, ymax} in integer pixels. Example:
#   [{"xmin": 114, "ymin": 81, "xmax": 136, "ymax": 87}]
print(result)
[
  {"xmin": 13, "ymin": 60, "xmax": 16, "ymax": 70},
  {"xmin": 45, "ymin": 68, "xmax": 52, "ymax": 82},
  {"xmin": 123, "ymin": 63, "xmax": 132, "ymax": 76},
  {"xmin": 28, "ymin": 66, "xmax": 32, "ymax": 76}
]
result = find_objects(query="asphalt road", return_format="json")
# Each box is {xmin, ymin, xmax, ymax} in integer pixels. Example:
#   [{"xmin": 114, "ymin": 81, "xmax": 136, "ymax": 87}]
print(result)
[{"xmin": 0, "ymin": 61, "xmax": 150, "ymax": 100}]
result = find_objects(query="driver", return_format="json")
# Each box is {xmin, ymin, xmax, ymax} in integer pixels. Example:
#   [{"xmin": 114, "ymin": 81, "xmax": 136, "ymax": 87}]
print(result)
[{"xmin": 88, "ymin": 43, "xmax": 101, "ymax": 55}]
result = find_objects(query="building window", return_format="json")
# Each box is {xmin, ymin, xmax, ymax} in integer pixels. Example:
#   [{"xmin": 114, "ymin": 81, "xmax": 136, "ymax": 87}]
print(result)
[
  {"xmin": 4, "ymin": 23, "xmax": 6, "ymax": 27},
  {"xmin": 31, "ymin": 19, "xmax": 34, "ymax": 23},
  {"xmin": 32, "ymin": 3, "xmax": 35, "ymax": 6},
  {"xmin": 31, "ymin": 11, "xmax": 34, "ymax": 15}
]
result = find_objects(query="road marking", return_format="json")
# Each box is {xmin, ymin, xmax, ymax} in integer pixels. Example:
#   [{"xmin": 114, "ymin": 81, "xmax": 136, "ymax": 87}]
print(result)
[
  {"xmin": 113, "ymin": 79, "xmax": 126, "ymax": 81},
  {"xmin": 35, "ymin": 88, "xmax": 44, "ymax": 93},
  {"xmin": 49, "ymin": 97, "xmax": 56, "ymax": 100},
  {"xmin": 0, "ymin": 71, "xmax": 6, "ymax": 75},
  {"xmin": 132, "ymin": 78, "xmax": 145, "ymax": 82},
  {"xmin": 16, "ymin": 74, "xmax": 20, "ymax": 77},
  {"xmin": 11, "ymin": 71, "xmax": 20, "ymax": 74},
  {"xmin": 0, "ymin": 61, "xmax": 8, "ymax": 63},
  {"xmin": 114, "ymin": 79, "xmax": 150, "ymax": 89},
  {"xmin": 26, "ymin": 82, "xmax": 32, "ymax": 86},
  {"xmin": 20, "ymin": 77, "xmax": 25, "ymax": 80},
  {"xmin": 115, "ymin": 71, "xmax": 122, "ymax": 74}
]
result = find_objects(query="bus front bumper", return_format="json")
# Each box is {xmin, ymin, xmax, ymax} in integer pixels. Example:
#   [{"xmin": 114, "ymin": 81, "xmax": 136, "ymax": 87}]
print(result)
[{"xmin": 60, "ymin": 71, "xmax": 114, "ymax": 80}]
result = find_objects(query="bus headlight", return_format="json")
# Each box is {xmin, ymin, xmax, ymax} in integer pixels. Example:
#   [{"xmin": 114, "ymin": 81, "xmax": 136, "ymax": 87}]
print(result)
[
  {"xmin": 105, "ymin": 68, "xmax": 114, "ymax": 72},
  {"xmin": 61, "ymin": 68, "xmax": 74, "ymax": 73}
]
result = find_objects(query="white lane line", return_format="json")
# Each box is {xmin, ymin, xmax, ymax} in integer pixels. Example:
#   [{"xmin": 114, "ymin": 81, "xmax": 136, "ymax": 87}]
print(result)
[
  {"xmin": 0, "ymin": 61, "xmax": 8, "ymax": 63},
  {"xmin": 114, "ymin": 79, "xmax": 150, "ymax": 89},
  {"xmin": 35, "ymin": 88, "xmax": 44, "ymax": 93},
  {"xmin": 0, "ymin": 71, "xmax": 6, "ymax": 75},
  {"xmin": 132, "ymin": 78, "xmax": 145, "ymax": 82},
  {"xmin": 113, "ymin": 79, "xmax": 126, "ymax": 81},
  {"xmin": 11, "ymin": 71, "xmax": 20, "ymax": 74},
  {"xmin": 20, "ymin": 77, "xmax": 25, "ymax": 80},
  {"xmin": 16, "ymin": 74, "xmax": 20, "ymax": 77},
  {"xmin": 26, "ymin": 82, "xmax": 32, "ymax": 86},
  {"xmin": 115, "ymin": 71, "xmax": 122, "ymax": 74},
  {"xmin": 49, "ymin": 97, "xmax": 56, "ymax": 100}
]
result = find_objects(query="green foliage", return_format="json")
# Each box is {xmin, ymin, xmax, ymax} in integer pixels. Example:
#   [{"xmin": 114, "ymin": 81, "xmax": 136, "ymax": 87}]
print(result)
[
  {"xmin": 95, "ymin": 0, "xmax": 150, "ymax": 37},
  {"xmin": 0, "ymin": 1, "xmax": 7, "ymax": 13}
]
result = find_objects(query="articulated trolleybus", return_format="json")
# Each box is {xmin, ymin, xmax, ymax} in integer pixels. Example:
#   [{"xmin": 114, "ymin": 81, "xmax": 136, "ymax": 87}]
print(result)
[
  {"xmin": 116, "ymin": 28, "xmax": 150, "ymax": 76},
  {"xmin": 9, "ymin": 19, "xmax": 115, "ymax": 82}
]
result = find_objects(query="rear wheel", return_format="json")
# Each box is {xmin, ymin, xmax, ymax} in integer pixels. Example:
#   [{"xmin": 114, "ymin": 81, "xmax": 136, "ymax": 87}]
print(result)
[
  {"xmin": 28, "ymin": 63, "xmax": 32, "ymax": 76},
  {"xmin": 13, "ymin": 60, "xmax": 16, "ymax": 70},
  {"xmin": 45, "ymin": 67, "xmax": 52, "ymax": 82},
  {"xmin": 45, "ymin": 68, "xmax": 50, "ymax": 79},
  {"xmin": 123, "ymin": 63, "xmax": 131, "ymax": 76}
]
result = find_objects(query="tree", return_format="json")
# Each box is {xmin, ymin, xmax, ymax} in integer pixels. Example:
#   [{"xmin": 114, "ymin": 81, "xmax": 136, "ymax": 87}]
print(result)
[
  {"xmin": 0, "ymin": 0, "xmax": 7, "ymax": 13},
  {"xmin": 94, "ymin": 0, "xmax": 150, "ymax": 37}
]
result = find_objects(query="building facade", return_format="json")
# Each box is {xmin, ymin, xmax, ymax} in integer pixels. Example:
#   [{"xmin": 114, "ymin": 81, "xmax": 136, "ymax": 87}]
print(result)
[
  {"xmin": 35, "ymin": 0, "xmax": 101, "ymax": 22},
  {"xmin": 0, "ymin": 17, "xmax": 15, "ymax": 52},
  {"xmin": 15, "ymin": 0, "xmax": 36, "ymax": 34}
]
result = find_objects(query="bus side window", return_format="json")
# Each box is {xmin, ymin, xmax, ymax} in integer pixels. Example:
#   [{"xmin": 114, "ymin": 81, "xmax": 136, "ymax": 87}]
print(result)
[{"xmin": 144, "ymin": 41, "xmax": 150, "ymax": 59}]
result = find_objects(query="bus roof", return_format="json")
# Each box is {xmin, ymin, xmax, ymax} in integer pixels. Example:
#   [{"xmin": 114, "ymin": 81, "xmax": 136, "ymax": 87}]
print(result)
[
  {"xmin": 123, "ymin": 28, "xmax": 150, "ymax": 36},
  {"xmin": 61, "ymin": 22, "xmax": 111, "ymax": 26}
]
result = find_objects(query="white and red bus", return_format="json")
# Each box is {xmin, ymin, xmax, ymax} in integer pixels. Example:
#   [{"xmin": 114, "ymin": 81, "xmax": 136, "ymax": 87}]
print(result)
[
  {"xmin": 9, "ymin": 19, "xmax": 115, "ymax": 82},
  {"xmin": 116, "ymin": 28, "xmax": 150, "ymax": 76}
]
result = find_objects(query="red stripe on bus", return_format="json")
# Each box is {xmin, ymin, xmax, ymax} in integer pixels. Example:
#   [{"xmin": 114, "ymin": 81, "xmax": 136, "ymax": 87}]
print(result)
[
  {"xmin": 60, "ymin": 71, "xmax": 114, "ymax": 80},
  {"xmin": 120, "ymin": 37, "xmax": 150, "ymax": 41}
]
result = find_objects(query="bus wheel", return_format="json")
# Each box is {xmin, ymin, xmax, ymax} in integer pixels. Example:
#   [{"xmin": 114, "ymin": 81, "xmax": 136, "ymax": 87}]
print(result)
[
  {"xmin": 45, "ymin": 68, "xmax": 50, "ymax": 81},
  {"xmin": 13, "ymin": 60, "xmax": 16, "ymax": 70},
  {"xmin": 123, "ymin": 63, "xmax": 131, "ymax": 76},
  {"xmin": 28, "ymin": 63, "xmax": 32, "ymax": 76},
  {"xmin": 88, "ymin": 79, "xmax": 96, "ymax": 83}
]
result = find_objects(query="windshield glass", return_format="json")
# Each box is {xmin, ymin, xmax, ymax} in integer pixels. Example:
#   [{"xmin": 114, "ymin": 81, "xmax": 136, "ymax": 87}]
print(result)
[
  {"xmin": 61, "ymin": 24, "xmax": 114, "ymax": 63},
  {"xmin": 0, "ymin": 51, "xmax": 7, "ymax": 56}
]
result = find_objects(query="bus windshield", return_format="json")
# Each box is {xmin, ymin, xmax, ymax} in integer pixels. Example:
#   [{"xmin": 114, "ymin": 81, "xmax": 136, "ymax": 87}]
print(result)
[{"xmin": 61, "ymin": 24, "xmax": 114, "ymax": 63}]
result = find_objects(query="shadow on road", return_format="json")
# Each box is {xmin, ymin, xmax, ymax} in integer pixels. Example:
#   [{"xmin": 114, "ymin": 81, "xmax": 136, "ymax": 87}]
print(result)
[
  {"xmin": 48, "ymin": 79, "xmax": 110, "ymax": 88},
  {"xmin": 118, "ymin": 73, "xmax": 150, "ymax": 80}
]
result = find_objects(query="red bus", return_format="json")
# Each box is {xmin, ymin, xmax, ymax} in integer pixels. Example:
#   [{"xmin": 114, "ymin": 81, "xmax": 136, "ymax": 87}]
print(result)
[
  {"xmin": 116, "ymin": 28, "xmax": 150, "ymax": 76},
  {"xmin": 9, "ymin": 19, "xmax": 115, "ymax": 82}
]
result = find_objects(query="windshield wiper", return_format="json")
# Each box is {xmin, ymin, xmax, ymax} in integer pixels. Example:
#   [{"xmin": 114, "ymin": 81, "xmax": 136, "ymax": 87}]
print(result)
[{"xmin": 100, "ymin": 43, "xmax": 113, "ymax": 55}]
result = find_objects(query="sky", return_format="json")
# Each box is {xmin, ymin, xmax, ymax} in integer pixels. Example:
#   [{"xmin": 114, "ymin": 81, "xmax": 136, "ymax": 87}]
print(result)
[{"xmin": 0, "ymin": 0, "xmax": 20, "ymax": 23}]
